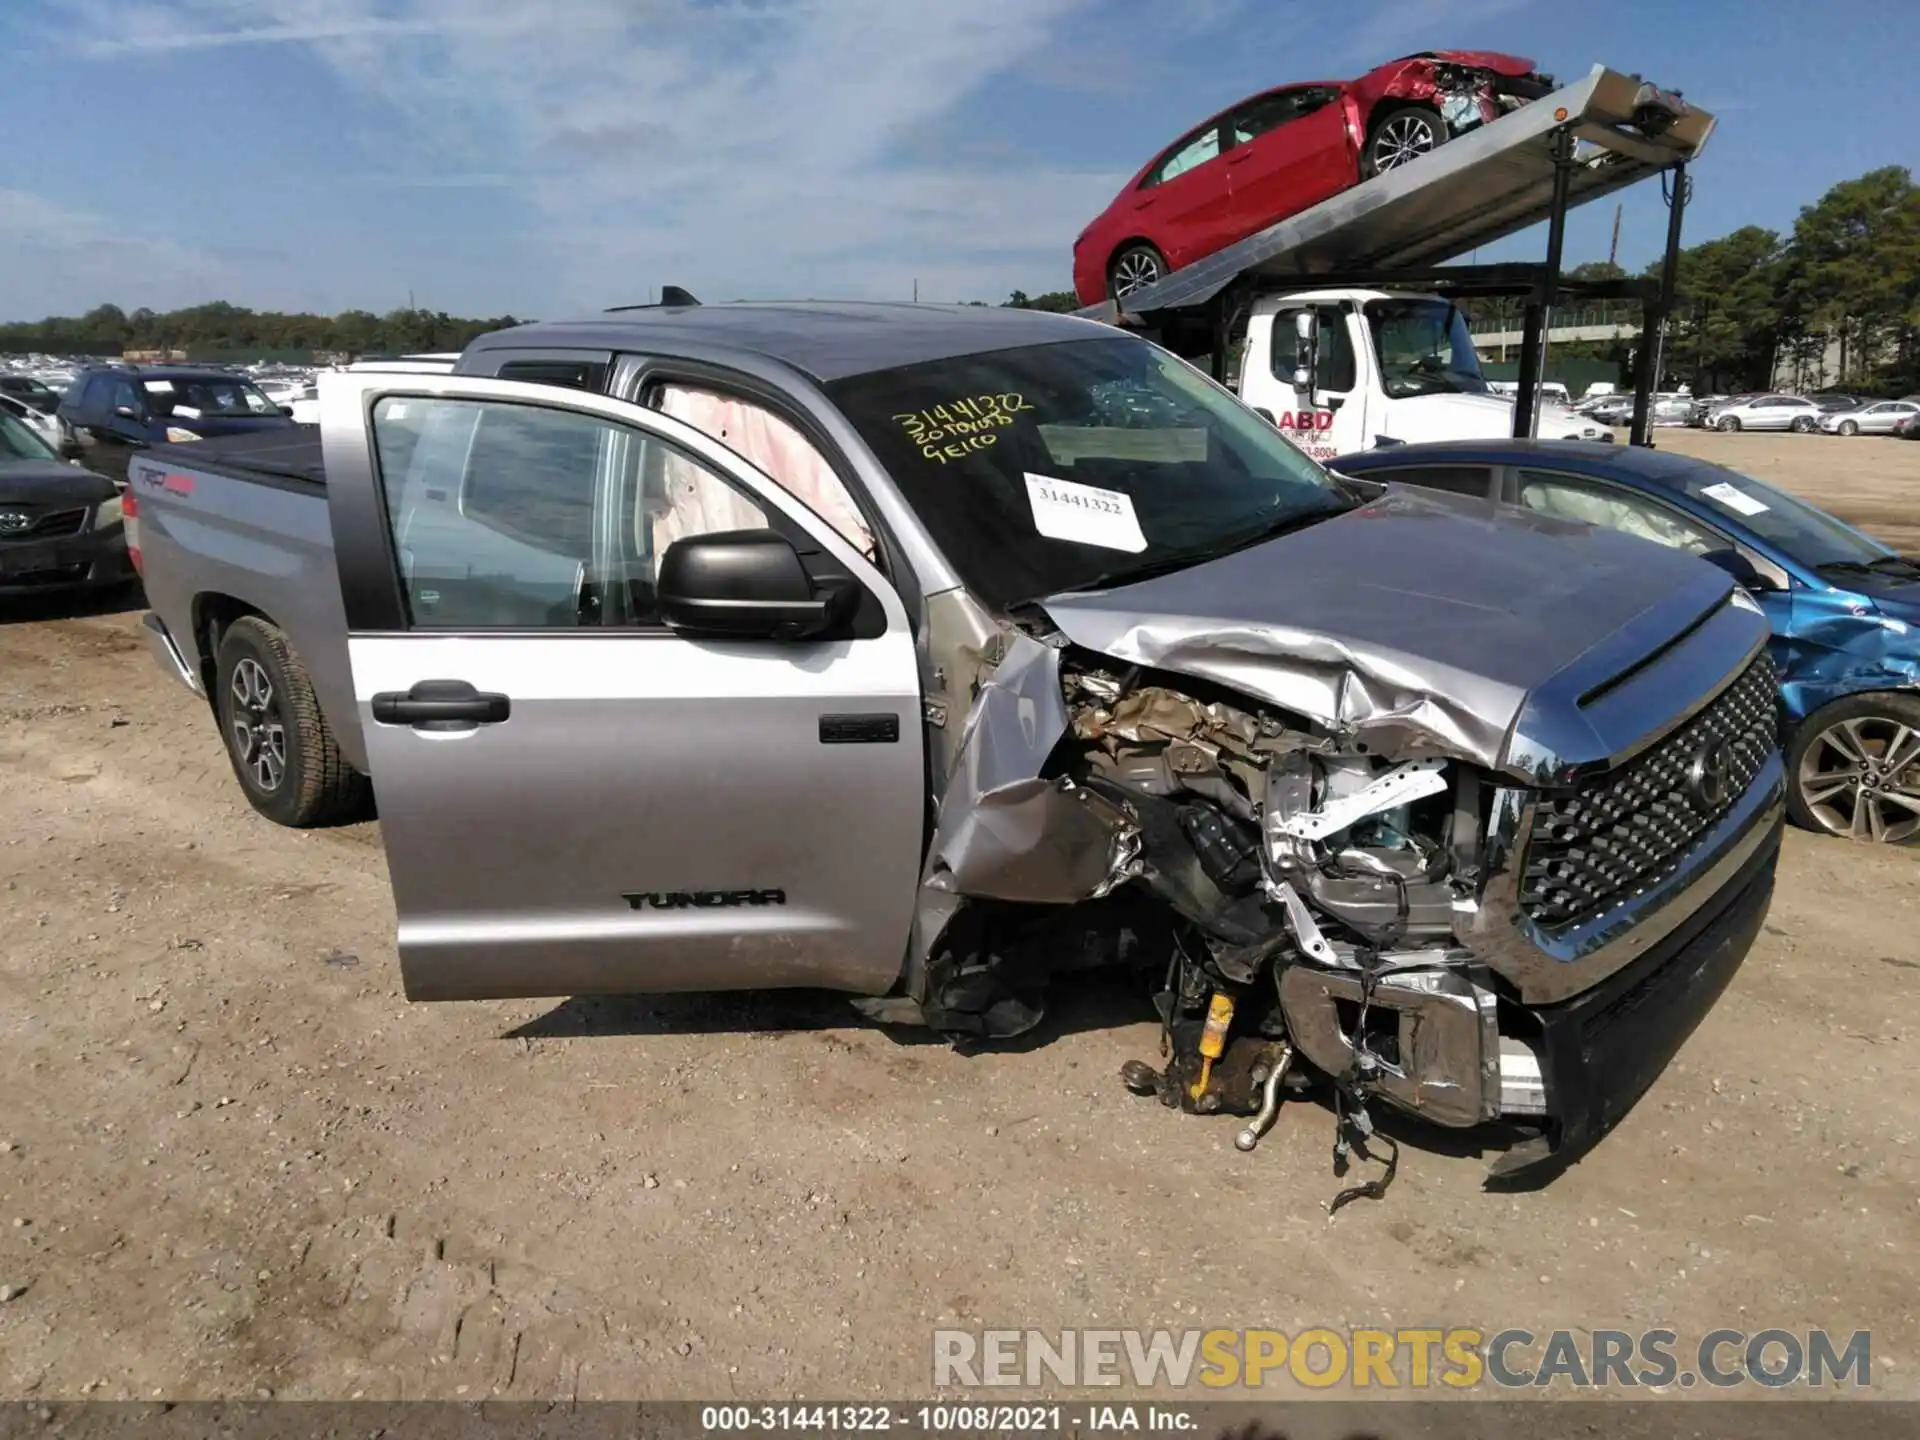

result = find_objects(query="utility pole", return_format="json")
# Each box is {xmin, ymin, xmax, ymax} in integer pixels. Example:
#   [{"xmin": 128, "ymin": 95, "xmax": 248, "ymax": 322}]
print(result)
[
  {"xmin": 1607, "ymin": 204, "xmax": 1621, "ymax": 269},
  {"xmin": 913, "ymin": 277, "xmax": 919, "ymax": 303}
]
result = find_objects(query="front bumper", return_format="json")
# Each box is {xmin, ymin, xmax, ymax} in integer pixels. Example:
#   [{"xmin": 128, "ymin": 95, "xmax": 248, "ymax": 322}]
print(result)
[
  {"xmin": 1488, "ymin": 802, "xmax": 1778, "ymax": 1182},
  {"xmin": 0, "ymin": 525, "xmax": 134, "ymax": 595}
]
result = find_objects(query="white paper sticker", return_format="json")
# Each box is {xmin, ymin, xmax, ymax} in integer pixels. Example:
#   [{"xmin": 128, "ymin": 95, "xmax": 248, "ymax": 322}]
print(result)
[
  {"xmin": 1023, "ymin": 472, "xmax": 1146, "ymax": 552},
  {"xmin": 142, "ymin": 379, "xmax": 174, "ymax": 393},
  {"xmin": 1700, "ymin": 481, "xmax": 1769, "ymax": 516},
  {"xmin": 386, "ymin": 402, "xmax": 408, "ymax": 420},
  {"xmin": 172, "ymin": 405, "xmax": 201, "ymax": 418}
]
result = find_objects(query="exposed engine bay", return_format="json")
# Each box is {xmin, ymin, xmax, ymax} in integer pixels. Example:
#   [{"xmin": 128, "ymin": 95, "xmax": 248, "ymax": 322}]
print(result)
[{"xmin": 867, "ymin": 630, "xmax": 1556, "ymax": 1207}]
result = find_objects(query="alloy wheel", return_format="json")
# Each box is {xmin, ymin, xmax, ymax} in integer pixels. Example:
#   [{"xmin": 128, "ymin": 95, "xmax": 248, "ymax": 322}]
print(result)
[
  {"xmin": 1372, "ymin": 114, "xmax": 1439, "ymax": 171},
  {"xmin": 1797, "ymin": 715, "xmax": 1920, "ymax": 843},
  {"xmin": 1111, "ymin": 249, "xmax": 1164, "ymax": 297},
  {"xmin": 228, "ymin": 656, "xmax": 289, "ymax": 793}
]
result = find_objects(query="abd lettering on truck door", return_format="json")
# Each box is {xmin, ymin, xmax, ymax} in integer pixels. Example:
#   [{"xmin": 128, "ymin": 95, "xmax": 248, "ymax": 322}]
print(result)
[{"xmin": 1274, "ymin": 408, "xmax": 1339, "ymax": 461}]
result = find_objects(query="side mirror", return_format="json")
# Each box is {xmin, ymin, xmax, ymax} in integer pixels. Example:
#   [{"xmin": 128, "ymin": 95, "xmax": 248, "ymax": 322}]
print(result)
[
  {"xmin": 114, "ymin": 404, "xmax": 140, "ymax": 420},
  {"xmin": 1291, "ymin": 310, "xmax": 1318, "ymax": 390},
  {"xmin": 278, "ymin": 405, "xmax": 295, "ymax": 417},
  {"xmin": 1699, "ymin": 548, "xmax": 1777, "ymax": 593},
  {"xmin": 57, "ymin": 435, "xmax": 84, "ymax": 460},
  {"xmin": 657, "ymin": 528, "xmax": 853, "ymax": 641}
]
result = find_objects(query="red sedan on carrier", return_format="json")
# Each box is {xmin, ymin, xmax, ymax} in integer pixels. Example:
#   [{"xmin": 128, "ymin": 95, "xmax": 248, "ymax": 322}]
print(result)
[{"xmin": 1072, "ymin": 51, "xmax": 1557, "ymax": 306}]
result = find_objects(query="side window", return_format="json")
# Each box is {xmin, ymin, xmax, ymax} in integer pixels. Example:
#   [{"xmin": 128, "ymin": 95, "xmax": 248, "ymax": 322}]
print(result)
[
  {"xmin": 371, "ymin": 396, "xmax": 785, "ymax": 631},
  {"xmin": 496, "ymin": 359, "xmax": 609, "ymax": 392},
  {"xmin": 1270, "ymin": 306, "xmax": 1357, "ymax": 393},
  {"xmin": 1230, "ymin": 92, "xmax": 1299, "ymax": 145},
  {"xmin": 1368, "ymin": 464, "xmax": 1495, "ymax": 498},
  {"xmin": 1144, "ymin": 125, "xmax": 1222, "ymax": 187},
  {"xmin": 1516, "ymin": 471, "xmax": 1722, "ymax": 556},
  {"xmin": 649, "ymin": 384, "xmax": 875, "ymax": 559},
  {"xmin": 78, "ymin": 376, "xmax": 108, "ymax": 415},
  {"xmin": 110, "ymin": 378, "xmax": 143, "ymax": 416}
]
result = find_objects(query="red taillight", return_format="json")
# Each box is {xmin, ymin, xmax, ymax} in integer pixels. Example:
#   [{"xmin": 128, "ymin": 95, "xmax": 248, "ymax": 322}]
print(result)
[{"xmin": 121, "ymin": 489, "xmax": 142, "ymax": 575}]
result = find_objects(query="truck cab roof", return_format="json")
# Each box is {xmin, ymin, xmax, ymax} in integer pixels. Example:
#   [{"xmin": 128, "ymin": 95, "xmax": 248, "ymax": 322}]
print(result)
[{"xmin": 465, "ymin": 302, "xmax": 1109, "ymax": 383}]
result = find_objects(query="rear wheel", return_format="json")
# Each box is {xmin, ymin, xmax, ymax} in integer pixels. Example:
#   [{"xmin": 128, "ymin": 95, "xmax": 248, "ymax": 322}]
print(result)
[
  {"xmin": 1717, "ymin": 414, "xmax": 1741, "ymax": 432},
  {"xmin": 1838, "ymin": 419, "xmax": 1860, "ymax": 436},
  {"xmin": 1790, "ymin": 415, "xmax": 1816, "ymax": 433},
  {"xmin": 1107, "ymin": 243, "xmax": 1168, "ymax": 301},
  {"xmin": 1362, "ymin": 105, "xmax": 1445, "ymax": 178},
  {"xmin": 214, "ymin": 615, "xmax": 367, "ymax": 828},
  {"xmin": 1787, "ymin": 693, "xmax": 1920, "ymax": 844}
]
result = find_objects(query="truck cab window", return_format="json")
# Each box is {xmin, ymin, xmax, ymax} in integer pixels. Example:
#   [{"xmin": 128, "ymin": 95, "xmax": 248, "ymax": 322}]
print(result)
[
  {"xmin": 1270, "ymin": 306, "xmax": 1356, "ymax": 393},
  {"xmin": 370, "ymin": 395, "xmax": 799, "ymax": 630},
  {"xmin": 374, "ymin": 397, "xmax": 610, "ymax": 628},
  {"xmin": 650, "ymin": 384, "xmax": 875, "ymax": 559},
  {"xmin": 496, "ymin": 359, "xmax": 609, "ymax": 392}
]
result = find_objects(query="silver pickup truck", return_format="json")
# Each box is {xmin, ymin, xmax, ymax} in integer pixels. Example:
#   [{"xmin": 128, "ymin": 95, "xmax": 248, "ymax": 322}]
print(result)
[{"xmin": 131, "ymin": 302, "xmax": 1785, "ymax": 1183}]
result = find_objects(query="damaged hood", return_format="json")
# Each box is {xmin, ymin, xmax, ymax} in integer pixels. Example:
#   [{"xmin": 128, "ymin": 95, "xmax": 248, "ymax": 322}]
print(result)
[{"xmin": 1038, "ymin": 487, "xmax": 1760, "ymax": 779}]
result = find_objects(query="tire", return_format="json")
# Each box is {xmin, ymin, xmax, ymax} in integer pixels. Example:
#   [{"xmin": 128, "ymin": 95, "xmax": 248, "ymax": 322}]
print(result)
[
  {"xmin": 1107, "ymin": 243, "xmax": 1168, "ymax": 301},
  {"xmin": 1785, "ymin": 692, "xmax": 1920, "ymax": 845},
  {"xmin": 1790, "ymin": 416, "xmax": 1816, "ymax": 433},
  {"xmin": 214, "ymin": 615, "xmax": 367, "ymax": 827},
  {"xmin": 1838, "ymin": 419, "xmax": 1859, "ymax": 436},
  {"xmin": 1362, "ymin": 105, "xmax": 1446, "ymax": 178},
  {"xmin": 1717, "ymin": 415, "xmax": 1741, "ymax": 432}
]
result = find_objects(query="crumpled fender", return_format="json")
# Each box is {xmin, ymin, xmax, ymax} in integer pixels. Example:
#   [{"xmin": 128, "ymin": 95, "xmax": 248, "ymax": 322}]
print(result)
[{"xmin": 1774, "ymin": 595, "xmax": 1920, "ymax": 721}]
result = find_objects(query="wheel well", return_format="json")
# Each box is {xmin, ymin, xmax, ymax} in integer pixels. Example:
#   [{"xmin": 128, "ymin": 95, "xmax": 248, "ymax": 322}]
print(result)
[{"xmin": 190, "ymin": 593, "xmax": 270, "ymax": 703}]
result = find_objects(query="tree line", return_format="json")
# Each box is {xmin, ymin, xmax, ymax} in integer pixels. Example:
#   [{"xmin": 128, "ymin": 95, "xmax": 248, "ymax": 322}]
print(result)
[
  {"xmin": 4, "ymin": 166, "xmax": 1911, "ymax": 392},
  {"xmin": 1464, "ymin": 166, "xmax": 1919, "ymax": 394}
]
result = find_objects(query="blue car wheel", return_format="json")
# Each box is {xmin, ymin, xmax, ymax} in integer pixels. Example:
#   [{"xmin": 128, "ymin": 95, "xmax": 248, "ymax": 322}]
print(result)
[{"xmin": 1787, "ymin": 692, "xmax": 1920, "ymax": 844}]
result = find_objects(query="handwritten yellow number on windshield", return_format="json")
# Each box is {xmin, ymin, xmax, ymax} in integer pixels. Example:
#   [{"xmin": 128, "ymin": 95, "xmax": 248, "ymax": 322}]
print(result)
[{"xmin": 893, "ymin": 392, "xmax": 1035, "ymax": 463}]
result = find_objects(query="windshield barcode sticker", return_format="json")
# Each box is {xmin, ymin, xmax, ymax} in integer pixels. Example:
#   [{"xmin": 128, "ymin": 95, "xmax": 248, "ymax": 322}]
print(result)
[
  {"xmin": 1700, "ymin": 481, "xmax": 1770, "ymax": 516},
  {"xmin": 1024, "ymin": 472, "xmax": 1146, "ymax": 553}
]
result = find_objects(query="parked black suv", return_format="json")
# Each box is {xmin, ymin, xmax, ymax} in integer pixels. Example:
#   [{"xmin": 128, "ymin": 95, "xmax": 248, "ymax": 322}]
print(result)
[{"xmin": 57, "ymin": 365, "xmax": 298, "ymax": 486}]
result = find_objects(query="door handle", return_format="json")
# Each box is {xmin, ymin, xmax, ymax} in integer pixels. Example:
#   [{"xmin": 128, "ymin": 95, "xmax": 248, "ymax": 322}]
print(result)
[
  {"xmin": 1227, "ymin": 151, "xmax": 1254, "ymax": 164},
  {"xmin": 371, "ymin": 679, "xmax": 511, "ymax": 729}
]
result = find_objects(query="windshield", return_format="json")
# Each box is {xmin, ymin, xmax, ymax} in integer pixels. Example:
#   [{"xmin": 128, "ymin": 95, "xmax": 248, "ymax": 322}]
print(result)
[
  {"xmin": 826, "ymin": 336, "xmax": 1351, "ymax": 609},
  {"xmin": 143, "ymin": 376, "xmax": 284, "ymax": 419},
  {"xmin": 1364, "ymin": 298, "xmax": 1489, "ymax": 399},
  {"xmin": 0, "ymin": 409, "xmax": 57, "ymax": 462},
  {"xmin": 1675, "ymin": 464, "xmax": 1892, "ymax": 570}
]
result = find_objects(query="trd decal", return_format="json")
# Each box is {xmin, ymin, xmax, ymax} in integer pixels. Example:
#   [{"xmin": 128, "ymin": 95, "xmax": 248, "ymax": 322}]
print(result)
[{"xmin": 623, "ymin": 889, "xmax": 787, "ymax": 910}]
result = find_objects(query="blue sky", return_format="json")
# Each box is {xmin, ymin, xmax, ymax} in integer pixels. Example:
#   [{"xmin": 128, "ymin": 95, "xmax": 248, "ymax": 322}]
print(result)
[{"xmin": 0, "ymin": 0, "xmax": 1911, "ymax": 321}]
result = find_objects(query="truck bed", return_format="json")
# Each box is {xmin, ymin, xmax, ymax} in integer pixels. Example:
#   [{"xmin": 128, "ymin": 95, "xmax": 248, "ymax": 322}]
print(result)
[
  {"xmin": 1080, "ymin": 64, "xmax": 1715, "ymax": 320},
  {"xmin": 148, "ymin": 429, "xmax": 327, "ymax": 490}
]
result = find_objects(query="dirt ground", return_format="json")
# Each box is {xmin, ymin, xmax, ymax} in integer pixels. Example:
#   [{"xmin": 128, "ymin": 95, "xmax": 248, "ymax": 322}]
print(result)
[{"xmin": 0, "ymin": 430, "xmax": 1916, "ymax": 1404}]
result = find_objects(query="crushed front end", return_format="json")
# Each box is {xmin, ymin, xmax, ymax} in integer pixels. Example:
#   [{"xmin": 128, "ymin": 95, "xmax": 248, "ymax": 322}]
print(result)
[{"xmin": 870, "ymin": 559, "xmax": 1785, "ymax": 1190}]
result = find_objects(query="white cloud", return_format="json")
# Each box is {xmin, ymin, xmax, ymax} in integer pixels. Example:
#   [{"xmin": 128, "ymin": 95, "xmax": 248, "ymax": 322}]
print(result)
[{"xmin": 45, "ymin": 0, "xmax": 1137, "ymax": 310}]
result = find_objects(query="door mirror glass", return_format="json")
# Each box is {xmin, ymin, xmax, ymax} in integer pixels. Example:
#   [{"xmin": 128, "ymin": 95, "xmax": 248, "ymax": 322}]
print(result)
[
  {"xmin": 656, "ymin": 528, "xmax": 850, "ymax": 641},
  {"xmin": 1292, "ymin": 309, "xmax": 1318, "ymax": 389}
]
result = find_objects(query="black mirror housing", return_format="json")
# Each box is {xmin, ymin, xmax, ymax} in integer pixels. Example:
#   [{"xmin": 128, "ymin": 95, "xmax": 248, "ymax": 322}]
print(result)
[
  {"xmin": 1698, "ymin": 547, "xmax": 1776, "ymax": 592},
  {"xmin": 657, "ymin": 528, "xmax": 849, "ymax": 640}
]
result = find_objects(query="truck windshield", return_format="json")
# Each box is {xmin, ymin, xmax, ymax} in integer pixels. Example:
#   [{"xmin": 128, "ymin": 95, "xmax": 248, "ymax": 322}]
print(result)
[
  {"xmin": 0, "ymin": 410, "xmax": 56, "ymax": 462},
  {"xmin": 826, "ymin": 336, "xmax": 1351, "ymax": 609},
  {"xmin": 1364, "ymin": 298, "xmax": 1489, "ymax": 399}
]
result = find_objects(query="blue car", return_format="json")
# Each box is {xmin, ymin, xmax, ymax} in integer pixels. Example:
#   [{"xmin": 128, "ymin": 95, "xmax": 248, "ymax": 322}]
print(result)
[
  {"xmin": 1332, "ymin": 439, "xmax": 1920, "ymax": 844},
  {"xmin": 56, "ymin": 364, "xmax": 298, "ymax": 490}
]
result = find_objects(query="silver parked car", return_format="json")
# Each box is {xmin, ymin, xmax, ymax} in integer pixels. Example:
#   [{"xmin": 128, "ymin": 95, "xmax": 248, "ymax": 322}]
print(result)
[
  {"xmin": 1707, "ymin": 394, "xmax": 1823, "ymax": 432},
  {"xmin": 1818, "ymin": 399, "xmax": 1920, "ymax": 437}
]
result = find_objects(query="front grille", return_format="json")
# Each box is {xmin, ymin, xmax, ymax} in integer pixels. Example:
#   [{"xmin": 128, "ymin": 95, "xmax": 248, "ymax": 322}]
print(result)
[
  {"xmin": 1519, "ymin": 652, "xmax": 1778, "ymax": 930},
  {"xmin": 0, "ymin": 506, "xmax": 88, "ymax": 539}
]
